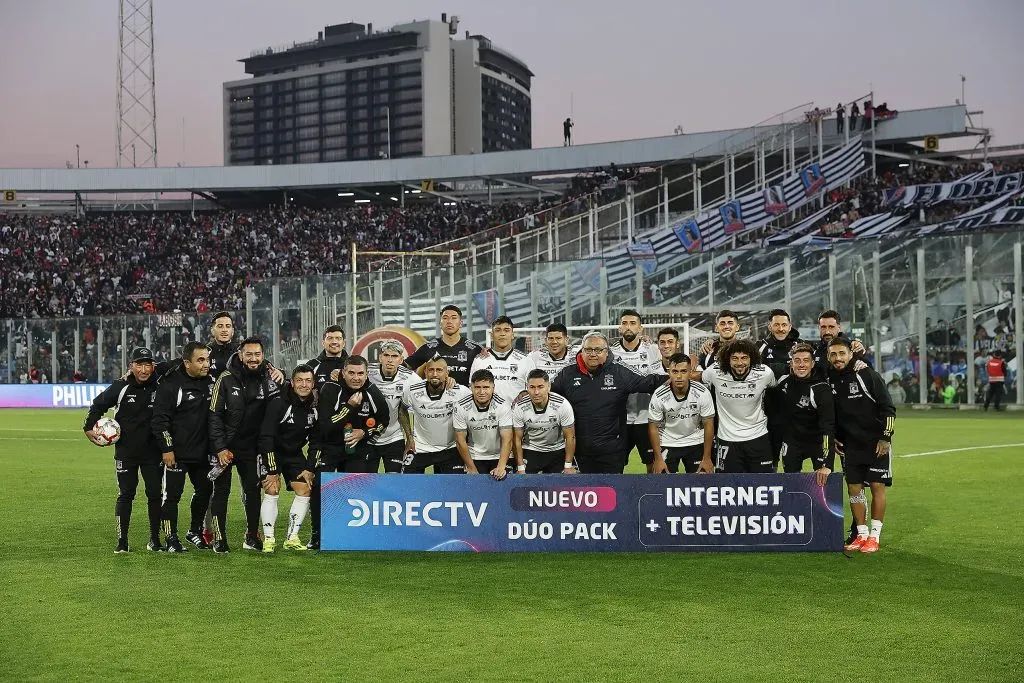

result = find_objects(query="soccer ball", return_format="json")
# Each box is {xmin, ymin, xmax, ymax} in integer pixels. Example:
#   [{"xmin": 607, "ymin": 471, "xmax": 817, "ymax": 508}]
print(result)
[{"xmin": 93, "ymin": 418, "xmax": 121, "ymax": 447}]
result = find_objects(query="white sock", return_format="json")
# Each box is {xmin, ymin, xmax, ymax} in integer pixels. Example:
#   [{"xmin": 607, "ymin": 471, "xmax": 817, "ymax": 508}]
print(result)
[
  {"xmin": 287, "ymin": 496, "xmax": 311, "ymax": 538},
  {"xmin": 261, "ymin": 494, "xmax": 279, "ymax": 539},
  {"xmin": 204, "ymin": 506, "xmax": 213, "ymax": 532},
  {"xmin": 856, "ymin": 524, "xmax": 869, "ymax": 538},
  {"xmin": 870, "ymin": 520, "xmax": 883, "ymax": 540}
]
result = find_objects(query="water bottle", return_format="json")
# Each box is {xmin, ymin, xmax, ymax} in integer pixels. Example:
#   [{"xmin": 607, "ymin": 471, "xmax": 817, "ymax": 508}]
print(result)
[
  {"xmin": 344, "ymin": 424, "xmax": 356, "ymax": 455},
  {"xmin": 207, "ymin": 454, "xmax": 234, "ymax": 480}
]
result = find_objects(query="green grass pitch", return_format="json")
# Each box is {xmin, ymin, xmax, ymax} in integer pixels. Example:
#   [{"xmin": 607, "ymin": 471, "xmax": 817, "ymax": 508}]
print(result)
[{"xmin": 0, "ymin": 409, "xmax": 1021, "ymax": 682}]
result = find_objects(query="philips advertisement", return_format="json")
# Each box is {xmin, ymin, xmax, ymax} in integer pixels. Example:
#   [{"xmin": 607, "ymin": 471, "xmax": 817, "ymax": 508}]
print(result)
[
  {"xmin": 321, "ymin": 473, "xmax": 844, "ymax": 552},
  {"xmin": 0, "ymin": 384, "xmax": 110, "ymax": 408}
]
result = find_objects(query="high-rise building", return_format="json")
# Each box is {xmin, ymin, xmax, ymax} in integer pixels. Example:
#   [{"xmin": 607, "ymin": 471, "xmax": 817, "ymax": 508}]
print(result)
[{"xmin": 223, "ymin": 16, "xmax": 533, "ymax": 166}]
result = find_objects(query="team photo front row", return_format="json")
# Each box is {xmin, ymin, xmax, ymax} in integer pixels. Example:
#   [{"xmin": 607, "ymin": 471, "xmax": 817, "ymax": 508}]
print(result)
[{"xmin": 84, "ymin": 307, "xmax": 894, "ymax": 556}]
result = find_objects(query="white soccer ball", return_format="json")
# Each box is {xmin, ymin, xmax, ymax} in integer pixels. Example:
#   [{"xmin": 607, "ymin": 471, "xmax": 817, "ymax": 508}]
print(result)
[{"xmin": 94, "ymin": 418, "xmax": 122, "ymax": 447}]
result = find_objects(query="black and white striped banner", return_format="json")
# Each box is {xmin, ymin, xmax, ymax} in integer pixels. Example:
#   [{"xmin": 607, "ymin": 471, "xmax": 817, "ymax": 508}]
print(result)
[{"xmin": 882, "ymin": 170, "xmax": 1022, "ymax": 207}]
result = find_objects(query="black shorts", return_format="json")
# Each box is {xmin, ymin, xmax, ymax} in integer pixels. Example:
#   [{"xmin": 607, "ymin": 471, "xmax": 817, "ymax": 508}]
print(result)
[
  {"xmin": 662, "ymin": 445, "xmax": 705, "ymax": 473},
  {"xmin": 781, "ymin": 441, "xmax": 822, "ymax": 473},
  {"xmin": 627, "ymin": 423, "xmax": 655, "ymax": 464},
  {"xmin": 523, "ymin": 448, "xmax": 567, "ymax": 474},
  {"xmin": 473, "ymin": 458, "xmax": 509, "ymax": 475},
  {"xmin": 374, "ymin": 441, "xmax": 406, "ymax": 473},
  {"xmin": 409, "ymin": 447, "xmax": 465, "ymax": 474},
  {"xmin": 844, "ymin": 447, "xmax": 893, "ymax": 487},
  {"xmin": 716, "ymin": 435, "xmax": 774, "ymax": 473}
]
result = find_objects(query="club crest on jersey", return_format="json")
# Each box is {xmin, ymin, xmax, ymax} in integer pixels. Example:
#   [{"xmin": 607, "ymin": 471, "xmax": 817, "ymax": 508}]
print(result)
[
  {"xmin": 849, "ymin": 382, "xmax": 860, "ymax": 396},
  {"xmin": 458, "ymin": 351, "xmax": 468, "ymax": 362},
  {"xmin": 604, "ymin": 375, "xmax": 614, "ymax": 386},
  {"xmin": 510, "ymin": 364, "xmax": 518, "ymax": 373},
  {"xmin": 798, "ymin": 396, "xmax": 810, "ymax": 408}
]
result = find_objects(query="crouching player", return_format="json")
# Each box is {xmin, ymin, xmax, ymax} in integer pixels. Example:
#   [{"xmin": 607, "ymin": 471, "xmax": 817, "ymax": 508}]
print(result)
[
  {"xmin": 257, "ymin": 365, "xmax": 318, "ymax": 552},
  {"xmin": 827, "ymin": 338, "xmax": 895, "ymax": 553}
]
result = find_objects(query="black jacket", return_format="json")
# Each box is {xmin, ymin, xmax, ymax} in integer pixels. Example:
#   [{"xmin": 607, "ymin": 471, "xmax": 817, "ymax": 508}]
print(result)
[
  {"xmin": 258, "ymin": 383, "xmax": 317, "ymax": 466},
  {"xmin": 406, "ymin": 336, "xmax": 483, "ymax": 387},
  {"xmin": 208, "ymin": 354, "xmax": 281, "ymax": 457},
  {"xmin": 151, "ymin": 366, "xmax": 215, "ymax": 463},
  {"xmin": 778, "ymin": 370, "xmax": 836, "ymax": 470},
  {"xmin": 828, "ymin": 365, "xmax": 895, "ymax": 450},
  {"xmin": 208, "ymin": 340, "xmax": 238, "ymax": 380},
  {"xmin": 552, "ymin": 354, "xmax": 666, "ymax": 463},
  {"xmin": 306, "ymin": 350, "xmax": 349, "ymax": 393},
  {"xmin": 313, "ymin": 379, "xmax": 390, "ymax": 455},
  {"xmin": 758, "ymin": 329, "xmax": 802, "ymax": 424},
  {"xmin": 84, "ymin": 374, "xmax": 162, "ymax": 462}
]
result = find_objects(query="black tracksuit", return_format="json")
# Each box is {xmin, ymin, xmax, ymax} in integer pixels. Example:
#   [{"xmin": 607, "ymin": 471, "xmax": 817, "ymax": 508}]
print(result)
[
  {"xmin": 208, "ymin": 340, "xmax": 238, "ymax": 380},
  {"xmin": 552, "ymin": 355, "xmax": 666, "ymax": 473},
  {"xmin": 308, "ymin": 379, "xmax": 389, "ymax": 545},
  {"xmin": 758, "ymin": 329, "xmax": 803, "ymax": 467},
  {"xmin": 306, "ymin": 350, "xmax": 349, "ymax": 394},
  {"xmin": 85, "ymin": 374, "xmax": 163, "ymax": 541},
  {"xmin": 151, "ymin": 366, "xmax": 215, "ymax": 537},
  {"xmin": 208, "ymin": 355, "xmax": 281, "ymax": 540},
  {"xmin": 777, "ymin": 370, "xmax": 836, "ymax": 472},
  {"xmin": 257, "ymin": 384, "xmax": 317, "ymax": 482},
  {"xmin": 828, "ymin": 364, "xmax": 896, "ymax": 486}
]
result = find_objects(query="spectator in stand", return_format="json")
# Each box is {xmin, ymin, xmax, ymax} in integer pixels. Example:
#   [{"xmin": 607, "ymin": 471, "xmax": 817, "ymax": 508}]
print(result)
[
  {"xmin": 886, "ymin": 376, "xmax": 906, "ymax": 405},
  {"xmin": 862, "ymin": 100, "xmax": 873, "ymax": 130},
  {"xmin": 836, "ymin": 102, "xmax": 845, "ymax": 134},
  {"xmin": 563, "ymin": 117, "xmax": 574, "ymax": 146}
]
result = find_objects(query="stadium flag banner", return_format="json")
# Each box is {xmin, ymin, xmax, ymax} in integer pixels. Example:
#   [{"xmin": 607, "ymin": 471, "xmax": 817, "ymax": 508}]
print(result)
[
  {"xmin": 0, "ymin": 384, "xmax": 109, "ymax": 408},
  {"xmin": 321, "ymin": 473, "xmax": 844, "ymax": 552},
  {"xmin": 883, "ymin": 171, "xmax": 1023, "ymax": 207},
  {"xmin": 626, "ymin": 240, "xmax": 658, "ymax": 275},
  {"xmin": 915, "ymin": 204, "xmax": 1024, "ymax": 236}
]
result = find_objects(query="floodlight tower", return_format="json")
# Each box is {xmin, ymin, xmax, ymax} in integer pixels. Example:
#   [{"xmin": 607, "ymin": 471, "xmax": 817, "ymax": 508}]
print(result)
[{"xmin": 116, "ymin": 0, "xmax": 158, "ymax": 169}]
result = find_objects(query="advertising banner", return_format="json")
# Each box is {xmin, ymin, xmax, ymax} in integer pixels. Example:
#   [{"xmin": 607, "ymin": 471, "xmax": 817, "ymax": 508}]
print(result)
[
  {"xmin": 0, "ymin": 384, "xmax": 109, "ymax": 408},
  {"xmin": 321, "ymin": 473, "xmax": 844, "ymax": 553}
]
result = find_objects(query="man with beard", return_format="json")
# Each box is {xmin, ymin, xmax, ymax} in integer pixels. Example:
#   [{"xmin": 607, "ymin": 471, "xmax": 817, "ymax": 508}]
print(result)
[
  {"xmin": 306, "ymin": 325, "xmax": 349, "ymax": 393},
  {"xmin": 698, "ymin": 339, "xmax": 784, "ymax": 473},
  {"xmin": 813, "ymin": 310, "xmax": 867, "ymax": 371},
  {"xmin": 758, "ymin": 309, "xmax": 803, "ymax": 470},
  {"xmin": 401, "ymin": 356, "xmax": 472, "ymax": 473},
  {"xmin": 307, "ymin": 355, "xmax": 389, "ymax": 550},
  {"xmin": 208, "ymin": 336, "xmax": 281, "ymax": 553},
  {"xmin": 698, "ymin": 310, "xmax": 742, "ymax": 369},
  {"xmin": 610, "ymin": 310, "xmax": 662, "ymax": 472},
  {"xmin": 776, "ymin": 343, "xmax": 836, "ymax": 485},
  {"xmin": 519, "ymin": 323, "xmax": 580, "ymax": 382},
  {"xmin": 827, "ymin": 338, "xmax": 895, "ymax": 554},
  {"xmin": 208, "ymin": 311, "xmax": 238, "ymax": 379},
  {"xmin": 257, "ymin": 364, "xmax": 318, "ymax": 552},
  {"xmin": 406, "ymin": 305, "xmax": 482, "ymax": 387},
  {"xmin": 84, "ymin": 347, "xmax": 163, "ymax": 553}
]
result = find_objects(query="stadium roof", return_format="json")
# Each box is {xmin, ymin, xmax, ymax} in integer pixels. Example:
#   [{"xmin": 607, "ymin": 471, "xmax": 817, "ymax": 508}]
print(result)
[{"xmin": 0, "ymin": 105, "xmax": 969, "ymax": 194}]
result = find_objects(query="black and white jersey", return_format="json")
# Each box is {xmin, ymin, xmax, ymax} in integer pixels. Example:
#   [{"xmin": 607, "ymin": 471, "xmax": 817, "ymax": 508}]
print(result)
[
  {"xmin": 519, "ymin": 345, "xmax": 580, "ymax": 383},
  {"xmin": 611, "ymin": 338, "xmax": 662, "ymax": 424},
  {"xmin": 368, "ymin": 363, "xmax": 417, "ymax": 445},
  {"xmin": 401, "ymin": 381, "xmax": 472, "ymax": 453},
  {"xmin": 511, "ymin": 392, "xmax": 575, "ymax": 452},
  {"xmin": 648, "ymin": 383, "xmax": 716, "ymax": 448},
  {"xmin": 452, "ymin": 395, "xmax": 514, "ymax": 460},
  {"xmin": 406, "ymin": 336, "xmax": 483, "ymax": 387},
  {"xmin": 470, "ymin": 348, "xmax": 529, "ymax": 404},
  {"xmin": 700, "ymin": 363, "xmax": 779, "ymax": 442}
]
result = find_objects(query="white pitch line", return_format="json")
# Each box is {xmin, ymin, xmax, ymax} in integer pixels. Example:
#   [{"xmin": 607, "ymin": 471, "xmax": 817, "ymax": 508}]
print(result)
[{"xmin": 898, "ymin": 443, "xmax": 1024, "ymax": 458}]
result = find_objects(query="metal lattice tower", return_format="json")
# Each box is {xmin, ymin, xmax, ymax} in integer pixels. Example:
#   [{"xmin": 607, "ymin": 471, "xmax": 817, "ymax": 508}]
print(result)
[{"xmin": 116, "ymin": 0, "xmax": 157, "ymax": 169}]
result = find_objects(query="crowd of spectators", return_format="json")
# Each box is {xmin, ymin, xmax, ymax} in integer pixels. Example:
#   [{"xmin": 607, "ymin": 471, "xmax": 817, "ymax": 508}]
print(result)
[{"xmin": 0, "ymin": 194, "xmax": 599, "ymax": 320}]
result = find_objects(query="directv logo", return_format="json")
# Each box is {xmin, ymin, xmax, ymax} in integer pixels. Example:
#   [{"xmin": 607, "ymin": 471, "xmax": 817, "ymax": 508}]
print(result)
[{"xmin": 347, "ymin": 499, "xmax": 488, "ymax": 528}]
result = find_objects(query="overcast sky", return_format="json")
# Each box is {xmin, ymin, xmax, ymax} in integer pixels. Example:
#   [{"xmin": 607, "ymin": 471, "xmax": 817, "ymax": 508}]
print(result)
[{"xmin": 0, "ymin": 0, "xmax": 1020, "ymax": 168}]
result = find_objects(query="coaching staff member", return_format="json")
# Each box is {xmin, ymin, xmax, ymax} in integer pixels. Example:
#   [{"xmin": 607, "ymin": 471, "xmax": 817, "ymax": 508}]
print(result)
[
  {"xmin": 208, "ymin": 336, "xmax": 281, "ymax": 553},
  {"xmin": 85, "ymin": 347, "xmax": 163, "ymax": 553},
  {"xmin": 151, "ymin": 341, "xmax": 215, "ymax": 553},
  {"xmin": 552, "ymin": 331, "xmax": 667, "ymax": 473}
]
